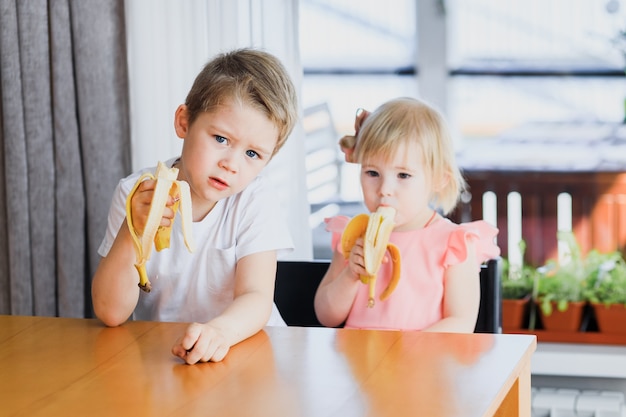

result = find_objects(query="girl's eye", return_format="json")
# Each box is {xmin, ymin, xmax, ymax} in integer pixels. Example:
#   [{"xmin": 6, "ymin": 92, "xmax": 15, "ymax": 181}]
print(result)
[
  {"xmin": 246, "ymin": 149, "xmax": 259, "ymax": 159},
  {"xmin": 215, "ymin": 135, "xmax": 227, "ymax": 144},
  {"xmin": 398, "ymin": 172, "xmax": 411, "ymax": 179},
  {"xmin": 365, "ymin": 170, "xmax": 379, "ymax": 178}
]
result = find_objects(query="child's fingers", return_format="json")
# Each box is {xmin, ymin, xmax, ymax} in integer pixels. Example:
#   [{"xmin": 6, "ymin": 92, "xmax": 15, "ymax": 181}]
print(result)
[
  {"xmin": 171, "ymin": 343, "xmax": 188, "ymax": 359},
  {"xmin": 180, "ymin": 323, "xmax": 202, "ymax": 351},
  {"xmin": 160, "ymin": 206, "xmax": 176, "ymax": 227},
  {"xmin": 172, "ymin": 325, "xmax": 203, "ymax": 364},
  {"xmin": 167, "ymin": 193, "xmax": 181, "ymax": 206},
  {"xmin": 136, "ymin": 178, "xmax": 157, "ymax": 194},
  {"xmin": 355, "ymin": 108, "xmax": 370, "ymax": 133},
  {"xmin": 172, "ymin": 323, "xmax": 231, "ymax": 364},
  {"xmin": 197, "ymin": 339, "xmax": 229, "ymax": 363},
  {"xmin": 210, "ymin": 345, "xmax": 229, "ymax": 362},
  {"xmin": 183, "ymin": 341, "xmax": 205, "ymax": 365}
]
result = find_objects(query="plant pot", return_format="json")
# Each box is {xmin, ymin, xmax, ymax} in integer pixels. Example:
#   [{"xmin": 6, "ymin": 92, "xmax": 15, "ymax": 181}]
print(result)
[
  {"xmin": 536, "ymin": 300, "xmax": 586, "ymax": 332},
  {"xmin": 591, "ymin": 303, "xmax": 626, "ymax": 335},
  {"xmin": 502, "ymin": 296, "xmax": 530, "ymax": 331}
]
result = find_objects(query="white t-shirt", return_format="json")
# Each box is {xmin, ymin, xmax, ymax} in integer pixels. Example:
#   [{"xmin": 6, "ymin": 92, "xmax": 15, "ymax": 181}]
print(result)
[{"xmin": 98, "ymin": 159, "xmax": 293, "ymax": 325}]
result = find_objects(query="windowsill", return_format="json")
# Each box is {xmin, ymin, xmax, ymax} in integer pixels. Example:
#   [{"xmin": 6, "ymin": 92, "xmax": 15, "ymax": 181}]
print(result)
[
  {"xmin": 506, "ymin": 329, "xmax": 626, "ymax": 346},
  {"xmin": 531, "ymin": 341, "xmax": 626, "ymax": 378}
]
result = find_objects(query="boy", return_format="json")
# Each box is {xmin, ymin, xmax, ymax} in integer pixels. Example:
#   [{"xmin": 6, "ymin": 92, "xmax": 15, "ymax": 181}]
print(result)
[{"xmin": 92, "ymin": 48, "xmax": 298, "ymax": 364}]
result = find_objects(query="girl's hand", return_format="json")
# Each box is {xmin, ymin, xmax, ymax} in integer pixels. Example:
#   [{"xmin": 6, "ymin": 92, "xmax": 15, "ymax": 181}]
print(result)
[
  {"xmin": 345, "ymin": 237, "xmax": 368, "ymax": 280},
  {"xmin": 339, "ymin": 108, "xmax": 371, "ymax": 163},
  {"xmin": 171, "ymin": 322, "xmax": 230, "ymax": 364},
  {"xmin": 354, "ymin": 107, "xmax": 370, "ymax": 132}
]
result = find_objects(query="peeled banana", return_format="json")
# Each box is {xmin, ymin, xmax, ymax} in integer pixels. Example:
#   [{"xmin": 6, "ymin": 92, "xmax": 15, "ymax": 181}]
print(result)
[
  {"xmin": 126, "ymin": 161, "xmax": 195, "ymax": 292},
  {"xmin": 341, "ymin": 206, "xmax": 401, "ymax": 307}
]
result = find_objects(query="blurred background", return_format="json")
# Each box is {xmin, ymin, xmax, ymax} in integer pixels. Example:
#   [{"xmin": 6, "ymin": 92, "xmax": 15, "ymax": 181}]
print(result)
[
  {"xmin": 301, "ymin": 0, "xmax": 625, "ymax": 197},
  {"xmin": 298, "ymin": 0, "xmax": 626, "ymax": 259}
]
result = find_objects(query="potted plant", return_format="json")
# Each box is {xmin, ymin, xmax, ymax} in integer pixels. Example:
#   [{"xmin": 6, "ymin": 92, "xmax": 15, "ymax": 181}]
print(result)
[
  {"xmin": 534, "ymin": 231, "xmax": 587, "ymax": 332},
  {"xmin": 501, "ymin": 241, "xmax": 535, "ymax": 331},
  {"xmin": 582, "ymin": 250, "xmax": 626, "ymax": 334}
]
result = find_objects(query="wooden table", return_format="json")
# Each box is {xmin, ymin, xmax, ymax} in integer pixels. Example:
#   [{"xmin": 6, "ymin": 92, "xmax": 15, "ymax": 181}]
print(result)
[{"xmin": 1, "ymin": 315, "xmax": 536, "ymax": 417}]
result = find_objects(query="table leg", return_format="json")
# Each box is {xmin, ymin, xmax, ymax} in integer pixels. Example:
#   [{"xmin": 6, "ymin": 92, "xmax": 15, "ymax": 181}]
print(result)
[{"xmin": 494, "ymin": 360, "xmax": 531, "ymax": 417}]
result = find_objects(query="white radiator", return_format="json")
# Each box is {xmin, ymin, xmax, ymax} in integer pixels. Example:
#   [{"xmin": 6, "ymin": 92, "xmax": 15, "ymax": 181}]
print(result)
[{"xmin": 532, "ymin": 387, "xmax": 626, "ymax": 417}]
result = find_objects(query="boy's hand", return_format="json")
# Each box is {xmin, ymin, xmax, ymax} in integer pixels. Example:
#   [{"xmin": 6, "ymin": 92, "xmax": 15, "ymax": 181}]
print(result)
[
  {"xmin": 128, "ymin": 179, "xmax": 178, "ymax": 236},
  {"xmin": 171, "ymin": 322, "xmax": 230, "ymax": 364}
]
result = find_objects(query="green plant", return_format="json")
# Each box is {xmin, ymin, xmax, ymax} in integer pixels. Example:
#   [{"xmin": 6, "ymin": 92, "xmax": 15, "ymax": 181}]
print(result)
[
  {"xmin": 535, "ymin": 231, "xmax": 586, "ymax": 316},
  {"xmin": 582, "ymin": 250, "xmax": 626, "ymax": 306},
  {"xmin": 501, "ymin": 241, "xmax": 535, "ymax": 300}
]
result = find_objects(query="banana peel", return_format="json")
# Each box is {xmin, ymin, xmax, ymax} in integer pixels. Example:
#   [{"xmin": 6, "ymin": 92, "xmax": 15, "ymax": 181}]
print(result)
[
  {"xmin": 126, "ymin": 161, "xmax": 195, "ymax": 292},
  {"xmin": 341, "ymin": 206, "xmax": 401, "ymax": 307}
]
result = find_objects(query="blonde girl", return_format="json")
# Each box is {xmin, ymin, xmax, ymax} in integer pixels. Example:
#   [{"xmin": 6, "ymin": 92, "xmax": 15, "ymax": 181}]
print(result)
[{"xmin": 314, "ymin": 97, "xmax": 500, "ymax": 332}]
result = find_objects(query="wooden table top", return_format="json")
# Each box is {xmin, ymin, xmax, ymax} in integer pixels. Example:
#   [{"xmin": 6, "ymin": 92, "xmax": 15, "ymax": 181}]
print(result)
[{"xmin": 1, "ymin": 315, "xmax": 536, "ymax": 417}]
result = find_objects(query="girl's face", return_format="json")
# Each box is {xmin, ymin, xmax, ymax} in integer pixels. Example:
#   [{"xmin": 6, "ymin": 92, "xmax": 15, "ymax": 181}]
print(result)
[
  {"xmin": 174, "ymin": 99, "xmax": 279, "ymax": 220},
  {"xmin": 360, "ymin": 140, "xmax": 434, "ymax": 231}
]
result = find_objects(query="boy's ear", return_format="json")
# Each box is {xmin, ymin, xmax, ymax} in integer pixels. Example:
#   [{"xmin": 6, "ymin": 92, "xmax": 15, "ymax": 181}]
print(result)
[{"xmin": 174, "ymin": 105, "xmax": 189, "ymax": 139}]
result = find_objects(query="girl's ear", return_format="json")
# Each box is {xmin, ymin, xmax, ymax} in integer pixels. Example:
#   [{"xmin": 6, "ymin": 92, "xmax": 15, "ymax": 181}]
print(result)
[{"xmin": 174, "ymin": 105, "xmax": 189, "ymax": 139}]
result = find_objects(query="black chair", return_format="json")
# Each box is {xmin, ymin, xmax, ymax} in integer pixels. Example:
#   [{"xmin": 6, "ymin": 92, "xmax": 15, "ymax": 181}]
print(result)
[
  {"xmin": 274, "ymin": 260, "xmax": 327, "ymax": 327},
  {"xmin": 274, "ymin": 257, "xmax": 503, "ymax": 333},
  {"xmin": 475, "ymin": 257, "xmax": 503, "ymax": 333}
]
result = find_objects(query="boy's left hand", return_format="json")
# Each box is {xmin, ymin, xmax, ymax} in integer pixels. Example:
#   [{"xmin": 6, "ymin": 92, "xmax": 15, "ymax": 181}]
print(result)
[{"xmin": 171, "ymin": 322, "xmax": 230, "ymax": 364}]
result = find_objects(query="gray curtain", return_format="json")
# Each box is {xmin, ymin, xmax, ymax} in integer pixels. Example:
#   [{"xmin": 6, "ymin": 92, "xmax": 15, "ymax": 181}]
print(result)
[{"xmin": 0, "ymin": 0, "xmax": 131, "ymax": 317}]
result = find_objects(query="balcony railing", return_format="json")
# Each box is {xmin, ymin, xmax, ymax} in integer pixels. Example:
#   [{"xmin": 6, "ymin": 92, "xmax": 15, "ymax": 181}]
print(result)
[{"xmin": 451, "ymin": 122, "xmax": 626, "ymax": 267}]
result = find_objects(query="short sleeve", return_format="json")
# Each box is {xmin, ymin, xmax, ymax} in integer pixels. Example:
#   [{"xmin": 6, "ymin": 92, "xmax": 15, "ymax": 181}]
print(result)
[
  {"xmin": 443, "ymin": 220, "xmax": 501, "ymax": 267},
  {"xmin": 324, "ymin": 215, "xmax": 351, "ymax": 255}
]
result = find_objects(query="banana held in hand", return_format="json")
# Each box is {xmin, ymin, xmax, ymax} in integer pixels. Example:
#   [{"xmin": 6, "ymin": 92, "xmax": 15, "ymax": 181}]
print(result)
[
  {"xmin": 341, "ymin": 206, "xmax": 401, "ymax": 307},
  {"xmin": 126, "ymin": 161, "xmax": 195, "ymax": 292}
]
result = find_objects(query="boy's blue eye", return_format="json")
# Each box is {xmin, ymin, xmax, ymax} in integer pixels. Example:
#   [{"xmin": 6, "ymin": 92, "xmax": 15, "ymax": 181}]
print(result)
[
  {"xmin": 246, "ymin": 150, "xmax": 259, "ymax": 159},
  {"xmin": 398, "ymin": 173, "xmax": 411, "ymax": 179},
  {"xmin": 365, "ymin": 170, "xmax": 379, "ymax": 177},
  {"xmin": 215, "ymin": 135, "xmax": 227, "ymax": 144}
]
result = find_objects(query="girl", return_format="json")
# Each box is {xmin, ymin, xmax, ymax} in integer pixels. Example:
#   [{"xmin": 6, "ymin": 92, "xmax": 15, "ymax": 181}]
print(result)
[{"xmin": 314, "ymin": 97, "xmax": 500, "ymax": 333}]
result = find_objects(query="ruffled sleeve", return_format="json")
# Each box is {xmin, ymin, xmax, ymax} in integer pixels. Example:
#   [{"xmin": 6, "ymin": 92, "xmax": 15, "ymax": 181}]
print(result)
[
  {"xmin": 443, "ymin": 220, "xmax": 500, "ymax": 268},
  {"xmin": 324, "ymin": 215, "xmax": 351, "ymax": 255}
]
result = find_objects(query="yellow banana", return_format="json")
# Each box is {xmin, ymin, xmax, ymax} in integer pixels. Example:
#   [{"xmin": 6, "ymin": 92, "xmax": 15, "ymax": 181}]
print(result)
[
  {"xmin": 341, "ymin": 206, "xmax": 401, "ymax": 307},
  {"xmin": 126, "ymin": 161, "xmax": 195, "ymax": 292}
]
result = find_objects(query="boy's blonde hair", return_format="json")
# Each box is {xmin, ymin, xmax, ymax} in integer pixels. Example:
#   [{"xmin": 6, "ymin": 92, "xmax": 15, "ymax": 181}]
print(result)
[
  {"xmin": 354, "ymin": 97, "xmax": 466, "ymax": 214},
  {"xmin": 185, "ymin": 48, "xmax": 298, "ymax": 156}
]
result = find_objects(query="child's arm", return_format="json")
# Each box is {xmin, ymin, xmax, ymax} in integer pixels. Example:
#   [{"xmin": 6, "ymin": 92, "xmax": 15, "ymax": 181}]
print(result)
[
  {"xmin": 91, "ymin": 220, "xmax": 142, "ymax": 326},
  {"xmin": 92, "ymin": 178, "xmax": 177, "ymax": 327},
  {"xmin": 171, "ymin": 250, "xmax": 277, "ymax": 364},
  {"xmin": 422, "ymin": 240, "xmax": 481, "ymax": 334},
  {"xmin": 314, "ymin": 240, "xmax": 364, "ymax": 327}
]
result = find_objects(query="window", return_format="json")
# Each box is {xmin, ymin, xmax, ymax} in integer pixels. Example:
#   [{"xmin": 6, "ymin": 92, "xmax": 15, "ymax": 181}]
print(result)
[
  {"xmin": 447, "ymin": 0, "xmax": 625, "ymax": 137},
  {"xmin": 300, "ymin": 0, "xmax": 626, "ymax": 185},
  {"xmin": 300, "ymin": 0, "xmax": 626, "ymax": 258}
]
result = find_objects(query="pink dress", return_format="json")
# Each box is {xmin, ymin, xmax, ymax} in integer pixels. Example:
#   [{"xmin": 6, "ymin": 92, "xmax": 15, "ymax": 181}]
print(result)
[{"xmin": 325, "ymin": 216, "xmax": 500, "ymax": 331}]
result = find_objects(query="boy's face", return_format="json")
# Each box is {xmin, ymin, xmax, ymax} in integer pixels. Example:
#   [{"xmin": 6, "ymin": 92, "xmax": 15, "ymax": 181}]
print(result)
[
  {"xmin": 174, "ymin": 99, "xmax": 279, "ymax": 218},
  {"xmin": 359, "ymin": 140, "xmax": 433, "ymax": 231}
]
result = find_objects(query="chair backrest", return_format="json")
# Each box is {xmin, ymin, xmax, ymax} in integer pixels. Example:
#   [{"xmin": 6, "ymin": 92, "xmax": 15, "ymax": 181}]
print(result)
[
  {"xmin": 274, "ymin": 260, "xmax": 327, "ymax": 327},
  {"xmin": 274, "ymin": 258, "xmax": 503, "ymax": 333},
  {"xmin": 475, "ymin": 257, "xmax": 503, "ymax": 333}
]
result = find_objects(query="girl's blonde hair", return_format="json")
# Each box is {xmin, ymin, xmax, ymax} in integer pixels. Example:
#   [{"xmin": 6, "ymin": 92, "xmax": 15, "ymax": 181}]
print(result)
[{"xmin": 353, "ymin": 97, "xmax": 466, "ymax": 214}]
